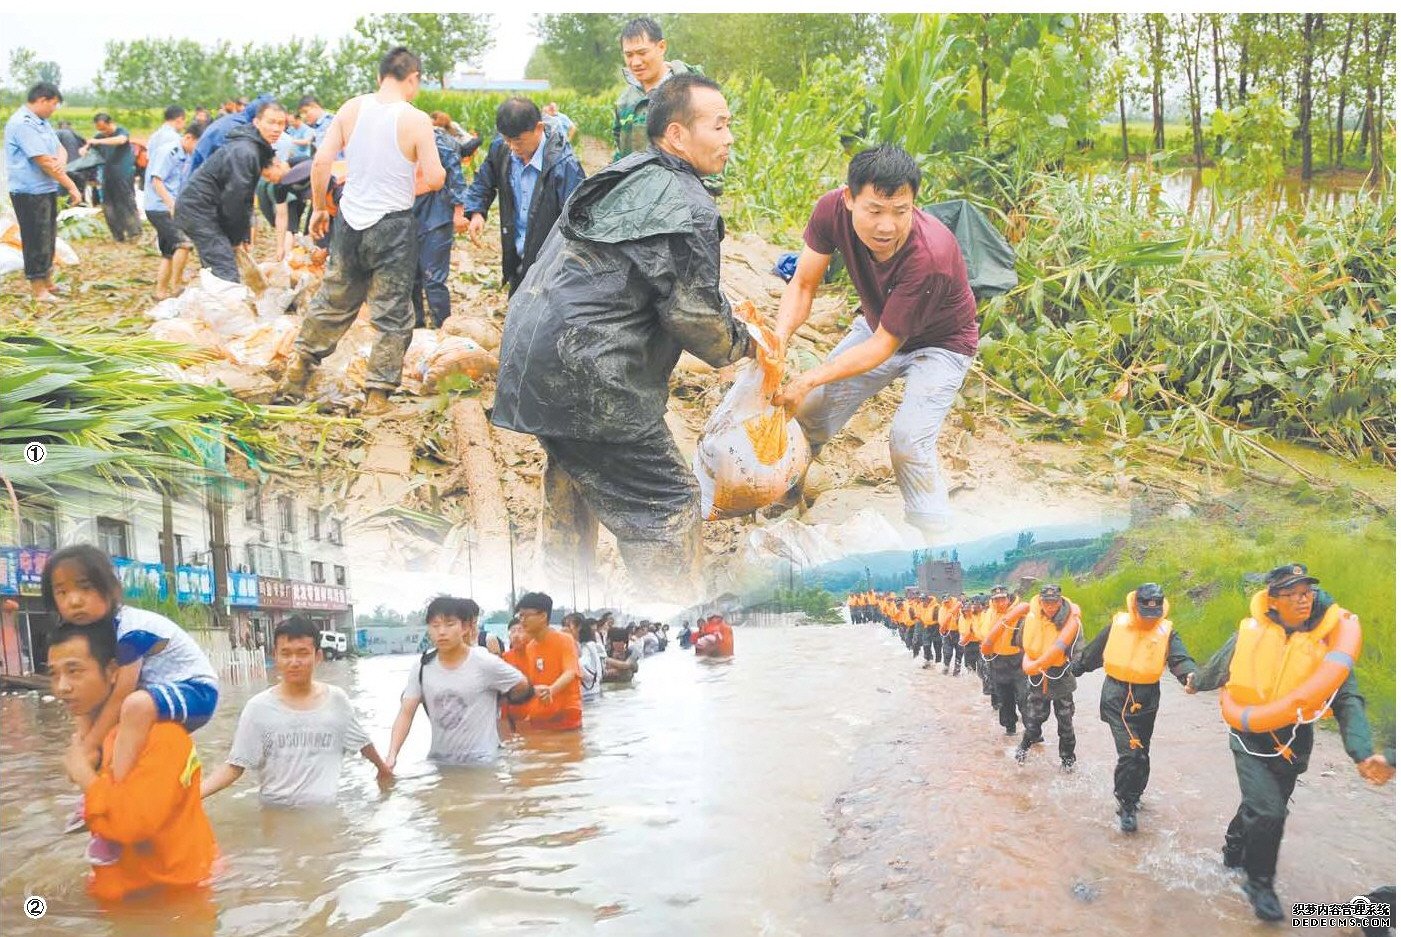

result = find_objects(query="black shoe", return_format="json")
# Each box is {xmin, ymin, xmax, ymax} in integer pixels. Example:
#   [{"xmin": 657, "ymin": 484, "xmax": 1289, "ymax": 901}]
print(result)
[
  {"xmin": 1061, "ymin": 755, "xmax": 1076, "ymax": 773},
  {"xmin": 922, "ymin": 661, "xmax": 931, "ymax": 669},
  {"xmin": 1015, "ymin": 745, "xmax": 1029, "ymax": 764},
  {"xmin": 1242, "ymin": 877, "xmax": 1284, "ymax": 922},
  {"xmin": 1004, "ymin": 726, "xmax": 1018, "ymax": 737},
  {"xmin": 1117, "ymin": 805, "xmax": 1138, "ymax": 834},
  {"xmin": 943, "ymin": 664, "xmax": 951, "ymax": 674}
]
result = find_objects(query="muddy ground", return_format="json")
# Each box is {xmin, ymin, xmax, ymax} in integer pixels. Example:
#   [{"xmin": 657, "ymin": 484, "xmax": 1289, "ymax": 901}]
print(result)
[{"xmin": 6, "ymin": 137, "xmax": 1368, "ymax": 609}]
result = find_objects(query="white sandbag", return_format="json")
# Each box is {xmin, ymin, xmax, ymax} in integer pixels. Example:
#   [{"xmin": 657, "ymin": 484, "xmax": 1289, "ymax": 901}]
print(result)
[
  {"xmin": 0, "ymin": 245, "xmax": 22, "ymax": 276},
  {"xmin": 54, "ymin": 237, "xmax": 79, "ymax": 266}
]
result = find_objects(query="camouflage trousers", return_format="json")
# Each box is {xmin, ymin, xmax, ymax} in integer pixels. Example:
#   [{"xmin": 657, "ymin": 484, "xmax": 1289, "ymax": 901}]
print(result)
[
  {"xmin": 1022, "ymin": 688, "xmax": 1077, "ymax": 759},
  {"xmin": 296, "ymin": 210, "xmax": 418, "ymax": 392}
]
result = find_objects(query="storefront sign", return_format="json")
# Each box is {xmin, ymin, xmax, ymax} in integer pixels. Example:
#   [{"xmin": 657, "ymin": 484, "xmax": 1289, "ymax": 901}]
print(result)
[
  {"xmin": 258, "ymin": 576, "xmax": 295, "ymax": 609},
  {"xmin": 113, "ymin": 558, "xmax": 167, "ymax": 601},
  {"xmin": 290, "ymin": 581, "xmax": 350, "ymax": 611},
  {"xmin": 175, "ymin": 565, "xmax": 215, "ymax": 605},
  {"xmin": 16, "ymin": 548, "xmax": 48, "ymax": 596},
  {"xmin": 229, "ymin": 572, "xmax": 259, "ymax": 607},
  {"xmin": 0, "ymin": 548, "xmax": 19, "ymax": 596}
]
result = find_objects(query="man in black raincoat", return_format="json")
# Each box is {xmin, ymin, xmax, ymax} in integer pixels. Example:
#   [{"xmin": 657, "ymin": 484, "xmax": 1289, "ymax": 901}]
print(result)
[{"xmin": 491, "ymin": 73, "xmax": 753, "ymax": 601}]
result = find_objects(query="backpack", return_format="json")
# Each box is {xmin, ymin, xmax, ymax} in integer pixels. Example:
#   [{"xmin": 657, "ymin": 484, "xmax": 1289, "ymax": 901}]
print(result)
[{"xmin": 417, "ymin": 648, "xmax": 438, "ymax": 716}]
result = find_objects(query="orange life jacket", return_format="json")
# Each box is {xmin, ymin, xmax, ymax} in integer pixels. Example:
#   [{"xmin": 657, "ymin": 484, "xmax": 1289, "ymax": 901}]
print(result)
[
  {"xmin": 987, "ymin": 601, "xmax": 1025, "ymax": 656},
  {"xmin": 1226, "ymin": 590, "xmax": 1344, "ymax": 710},
  {"xmin": 1021, "ymin": 598, "xmax": 1078, "ymax": 663},
  {"xmin": 1103, "ymin": 591, "xmax": 1175, "ymax": 684},
  {"xmin": 938, "ymin": 599, "xmax": 961, "ymax": 634}
]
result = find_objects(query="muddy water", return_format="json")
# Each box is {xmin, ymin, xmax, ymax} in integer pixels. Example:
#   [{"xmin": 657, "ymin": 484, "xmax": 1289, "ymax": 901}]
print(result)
[{"xmin": 2, "ymin": 625, "xmax": 1393, "ymax": 936}]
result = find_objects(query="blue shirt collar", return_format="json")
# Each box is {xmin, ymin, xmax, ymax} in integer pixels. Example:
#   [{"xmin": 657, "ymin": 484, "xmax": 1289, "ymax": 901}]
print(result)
[{"xmin": 510, "ymin": 138, "xmax": 546, "ymax": 173}]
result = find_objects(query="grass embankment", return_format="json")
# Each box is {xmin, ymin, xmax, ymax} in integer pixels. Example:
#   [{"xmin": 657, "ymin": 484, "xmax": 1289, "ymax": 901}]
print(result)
[{"xmin": 1059, "ymin": 491, "xmax": 1395, "ymax": 747}]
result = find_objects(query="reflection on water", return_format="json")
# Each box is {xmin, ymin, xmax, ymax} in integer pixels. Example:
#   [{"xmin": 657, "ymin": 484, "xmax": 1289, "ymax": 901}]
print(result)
[
  {"xmin": 2, "ymin": 625, "xmax": 1393, "ymax": 936},
  {"xmin": 1094, "ymin": 167, "xmax": 1377, "ymax": 222}
]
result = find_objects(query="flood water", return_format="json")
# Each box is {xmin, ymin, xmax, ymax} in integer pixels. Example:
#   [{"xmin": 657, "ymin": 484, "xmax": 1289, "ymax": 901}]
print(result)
[{"xmin": 2, "ymin": 624, "xmax": 1394, "ymax": 936}]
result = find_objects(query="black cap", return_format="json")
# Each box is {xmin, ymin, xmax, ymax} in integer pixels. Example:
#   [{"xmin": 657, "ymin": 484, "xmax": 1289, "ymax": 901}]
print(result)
[
  {"xmin": 514, "ymin": 591, "xmax": 554, "ymax": 616},
  {"xmin": 990, "ymin": 585, "xmax": 1009, "ymax": 598},
  {"xmin": 1265, "ymin": 563, "xmax": 1319, "ymax": 594},
  {"xmin": 1039, "ymin": 584, "xmax": 1062, "ymax": 598},
  {"xmin": 1135, "ymin": 583, "xmax": 1165, "ymax": 618}
]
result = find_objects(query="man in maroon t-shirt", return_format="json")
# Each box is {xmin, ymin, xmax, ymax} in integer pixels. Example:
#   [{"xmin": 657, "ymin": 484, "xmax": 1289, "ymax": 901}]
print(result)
[{"xmin": 772, "ymin": 145, "xmax": 978, "ymax": 536}]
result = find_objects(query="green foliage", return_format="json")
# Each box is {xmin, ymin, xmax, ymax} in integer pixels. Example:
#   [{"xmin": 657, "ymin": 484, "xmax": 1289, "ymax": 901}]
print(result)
[
  {"xmin": 1069, "ymin": 505, "xmax": 1395, "ymax": 746},
  {"xmin": 8, "ymin": 47, "xmax": 61, "ymax": 92},
  {"xmin": 774, "ymin": 585, "xmax": 845, "ymax": 623},
  {"xmin": 353, "ymin": 13, "xmax": 495, "ymax": 90},
  {"xmin": 413, "ymin": 89, "xmax": 614, "ymax": 141},
  {"xmin": 0, "ymin": 328, "xmax": 320, "ymax": 496},
  {"xmin": 530, "ymin": 14, "xmax": 631, "ymax": 96},
  {"xmin": 978, "ymin": 172, "xmax": 1395, "ymax": 464},
  {"xmin": 661, "ymin": 14, "xmax": 887, "ymax": 90},
  {"xmin": 1207, "ymin": 94, "xmax": 1297, "ymax": 194},
  {"xmin": 721, "ymin": 57, "xmax": 866, "ymax": 236}
]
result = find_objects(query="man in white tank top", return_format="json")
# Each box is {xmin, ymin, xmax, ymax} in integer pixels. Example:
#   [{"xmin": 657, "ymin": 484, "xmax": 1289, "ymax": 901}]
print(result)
[{"xmin": 278, "ymin": 46, "xmax": 446, "ymax": 416}]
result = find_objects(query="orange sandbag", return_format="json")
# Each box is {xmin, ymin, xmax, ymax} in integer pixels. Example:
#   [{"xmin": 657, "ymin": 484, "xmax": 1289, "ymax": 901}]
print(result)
[
  {"xmin": 425, "ymin": 336, "xmax": 499, "ymax": 388},
  {"xmin": 693, "ymin": 301, "xmax": 811, "ymax": 520}
]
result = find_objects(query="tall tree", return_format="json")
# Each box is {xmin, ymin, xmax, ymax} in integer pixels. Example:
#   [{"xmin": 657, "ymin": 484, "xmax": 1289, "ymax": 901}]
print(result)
[
  {"xmin": 661, "ymin": 14, "xmax": 886, "ymax": 90},
  {"xmin": 531, "ymin": 13, "xmax": 629, "ymax": 95},
  {"xmin": 1300, "ymin": 13, "xmax": 1319, "ymax": 180},
  {"xmin": 1112, "ymin": 13, "xmax": 1129, "ymax": 160},
  {"xmin": 1177, "ymin": 14, "xmax": 1207, "ymax": 170},
  {"xmin": 1139, "ymin": 14, "xmax": 1169, "ymax": 151},
  {"xmin": 8, "ymin": 47, "xmax": 61, "ymax": 92},
  {"xmin": 1333, "ymin": 15, "xmax": 1355, "ymax": 169},
  {"xmin": 353, "ymin": 13, "xmax": 495, "ymax": 90}
]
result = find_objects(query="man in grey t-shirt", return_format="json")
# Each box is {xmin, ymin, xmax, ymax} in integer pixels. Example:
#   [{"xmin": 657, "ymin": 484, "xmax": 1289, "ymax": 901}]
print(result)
[
  {"xmin": 385, "ymin": 596, "xmax": 534, "ymax": 767},
  {"xmin": 203, "ymin": 618, "xmax": 392, "ymax": 806}
]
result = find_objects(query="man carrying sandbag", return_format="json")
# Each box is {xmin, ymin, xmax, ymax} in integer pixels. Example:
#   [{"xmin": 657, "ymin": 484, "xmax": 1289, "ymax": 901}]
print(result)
[
  {"xmin": 772, "ymin": 145, "xmax": 979, "ymax": 539},
  {"xmin": 491, "ymin": 73, "xmax": 753, "ymax": 603}
]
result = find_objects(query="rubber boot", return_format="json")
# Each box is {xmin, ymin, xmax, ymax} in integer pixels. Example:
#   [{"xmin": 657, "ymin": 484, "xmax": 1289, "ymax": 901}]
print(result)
[
  {"xmin": 1242, "ymin": 876, "xmax": 1284, "ymax": 922},
  {"xmin": 1222, "ymin": 827, "xmax": 1245, "ymax": 870},
  {"xmin": 1117, "ymin": 800, "xmax": 1138, "ymax": 834},
  {"xmin": 1014, "ymin": 744, "xmax": 1029, "ymax": 764}
]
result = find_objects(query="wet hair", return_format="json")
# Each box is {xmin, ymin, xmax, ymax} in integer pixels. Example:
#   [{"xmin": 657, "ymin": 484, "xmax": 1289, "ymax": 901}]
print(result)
[
  {"xmin": 184, "ymin": 122, "xmax": 204, "ymax": 141},
  {"xmin": 254, "ymin": 100, "xmax": 287, "ymax": 120},
  {"xmin": 496, "ymin": 97, "xmax": 542, "ymax": 139},
  {"xmin": 28, "ymin": 82, "xmax": 62, "ymax": 104},
  {"xmin": 163, "ymin": 105, "xmax": 186, "ymax": 122},
  {"xmin": 646, "ymin": 72, "xmax": 723, "ymax": 143},
  {"xmin": 93, "ymin": 112, "xmax": 112, "ymax": 124},
  {"xmin": 379, "ymin": 46, "xmax": 422, "ymax": 82},
  {"xmin": 41, "ymin": 544, "xmax": 122, "ymax": 618},
  {"xmin": 608, "ymin": 626, "xmax": 630, "ymax": 646},
  {"xmin": 49, "ymin": 622, "xmax": 118, "ymax": 669},
  {"xmin": 425, "ymin": 596, "xmax": 480, "ymax": 624},
  {"xmin": 561, "ymin": 612, "xmax": 583, "ymax": 629},
  {"xmin": 847, "ymin": 144, "xmax": 921, "ymax": 200},
  {"xmin": 578, "ymin": 620, "xmax": 597, "ymax": 644},
  {"xmin": 297, "ymin": 94, "xmax": 321, "ymax": 111},
  {"xmin": 620, "ymin": 16, "xmax": 664, "ymax": 44},
  {"xmin": 273, "ymin": 616, "xmax": 320, "ymax": 649}
]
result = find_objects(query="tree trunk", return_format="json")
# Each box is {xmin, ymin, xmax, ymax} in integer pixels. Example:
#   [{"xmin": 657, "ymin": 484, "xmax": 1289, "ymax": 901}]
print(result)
[
  {"xmin": 1211, "ymin": 14, "xmax": 1226, "ymax": 158},
  {"xmin": 980, "ymin": 15, "xmax": 991, "ymax": 151},
  {"xmin": 1151, "ymin": 16, "xmax": 1165, "ymax": 151},
  {"xmin": 1334, "ymin": 15, "xmax": 1354, "ymax": 170},
  {"xmin": 1301, "ymin": 13, "xmax": 1317, "ymax": 181},
  {"xmin": 160, "ymin": 491, "xmax": 177, "ymax": 603},
  {"xmin": 1183, "ymin": 14, "xmax": 1206, "ymax": 171},
  {"xmin": 1237, "ymin": 14, "xmax": 1251, "ymax": 101},
  {"xmin": 206, "ymin": 485, "xmax": 230, "ymax": 637},
  {"xmin": 1114, "ymin": 13, "xmax": 1130, "ymax": 160},
  {"xmin": 1371, "ymin": 17, "xmax": 1391, "ymax": 177},
  {"xmin": 1359, "ymin": 17, "xmax": 1373, "ymax": 157}
]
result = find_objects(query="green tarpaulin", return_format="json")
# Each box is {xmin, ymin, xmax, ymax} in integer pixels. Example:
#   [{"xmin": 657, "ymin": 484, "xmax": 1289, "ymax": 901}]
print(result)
[{"xmin": 924, "ymin": 199, "xmax": 1018, "ymax": 299}]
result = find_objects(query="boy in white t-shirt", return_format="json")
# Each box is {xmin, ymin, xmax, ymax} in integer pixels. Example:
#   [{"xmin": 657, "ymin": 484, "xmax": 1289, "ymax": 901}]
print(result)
[
  {"xmin": 386, "ymin": 596, "xmax": 534, "ymax": 767},
  {"xmin": 202, "ymin": 617, "xmax": 392, "ymax": 806}
]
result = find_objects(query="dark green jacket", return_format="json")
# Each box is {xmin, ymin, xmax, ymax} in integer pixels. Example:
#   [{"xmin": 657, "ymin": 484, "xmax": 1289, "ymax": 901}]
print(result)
[
  {"xmin": 1193, "ymin": 590, "xmax": 1374, "ymax": 769},
  {"xmin": 491, "ymin": 148, "xmax": 752, "ymax": 442},
  {"xmin": 613, "ymin": 61, "xmax": 700, "ymax": 159}
]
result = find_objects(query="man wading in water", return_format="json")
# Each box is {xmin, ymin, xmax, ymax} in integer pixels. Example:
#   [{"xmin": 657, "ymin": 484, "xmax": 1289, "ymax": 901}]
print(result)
[{"xmin": 277, "ymin": 46, "xmax": 446, "ymax": 416}]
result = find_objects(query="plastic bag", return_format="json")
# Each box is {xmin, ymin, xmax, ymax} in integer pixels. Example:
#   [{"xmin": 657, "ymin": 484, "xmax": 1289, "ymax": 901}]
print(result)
[
  {"xmin": 399, "ymin": 329, "xmax": 441, "ymax": 395},
  {"xmin": 426, "ymin": 336, "xmax": 498, "ymax": 389},
  {"xmin": 693, "ymin": 301, "xmax": 811, "ymax": 520},
  {"xmin": 188, "ymin": 269, "xmax": 257, "ymax": 336},
  {"xmin": 439, "ymin": 314, "xmax": 502, "ymax": 351},
  {"xmin": 225, "ymin": 317, "xmax": 299, "ymax": 369},
  {"xmin": 147, "ymin": 317, "xmax": 228, "ymax": 355},
  {"xmin": 0, "ymin": 245, "xmax": 22, "ymax": 276}
]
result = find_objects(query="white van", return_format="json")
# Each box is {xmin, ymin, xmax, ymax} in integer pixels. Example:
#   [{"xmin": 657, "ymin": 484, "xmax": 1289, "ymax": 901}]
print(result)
[{"xmin": 319, "ymin": 630, "xmax": 348, "ymax": 661}]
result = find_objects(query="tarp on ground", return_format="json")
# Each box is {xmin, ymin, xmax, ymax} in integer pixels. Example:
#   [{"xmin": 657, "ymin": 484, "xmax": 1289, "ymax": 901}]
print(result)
[{"xmin": 924, "ymin": 199, "xmax": 1018, "ymax": 299}]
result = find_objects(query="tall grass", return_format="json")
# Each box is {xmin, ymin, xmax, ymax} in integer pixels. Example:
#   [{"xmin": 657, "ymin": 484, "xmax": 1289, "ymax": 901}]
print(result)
[{"xmin": 1057, "ymin": 499, "xmax": 1395, "ymax": 747}]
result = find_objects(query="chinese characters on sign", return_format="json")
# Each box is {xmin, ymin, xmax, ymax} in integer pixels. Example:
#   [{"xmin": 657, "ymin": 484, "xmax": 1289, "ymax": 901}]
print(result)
[{"xmin": 258, "ymin": 577, "xmax": 349, "ymax": 611}]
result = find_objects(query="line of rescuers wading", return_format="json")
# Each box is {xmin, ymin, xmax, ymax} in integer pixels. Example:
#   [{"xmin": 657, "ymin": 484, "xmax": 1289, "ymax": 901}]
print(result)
[{"xmin": 847, "ymin": 562, "xmax": 1394, "ymax": 924}]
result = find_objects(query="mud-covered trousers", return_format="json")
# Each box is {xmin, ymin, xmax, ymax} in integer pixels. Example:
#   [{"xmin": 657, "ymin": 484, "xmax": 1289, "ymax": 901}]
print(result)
[
  {"xmin": 1101, "ymin": 677, "xmax": 1160, "ymax": 809},
  {"xmin": 1022, "ymin": 679, "xmax": 1076, "ymax": 759},
  {"xmin": 1225, "ymin": 739, "xmax": 1309, "ymax": 880},
  {"xmin": 295, "ymin": 211, "xmax": 418, "ymax": 392},
  {"xmin": 941, "ymin": 630, "xmax": 961, "ymax": 671},
  {"xmin": 987, "ymin": 655, "xmax": 1027, "ymax": 732},
  {"xmin": 796, "ymin": 317, "xmax": 973, "ymax": 526},
  {"xmin": 538, "ymin": 420, "xmax": 702, "ymax": 601}
]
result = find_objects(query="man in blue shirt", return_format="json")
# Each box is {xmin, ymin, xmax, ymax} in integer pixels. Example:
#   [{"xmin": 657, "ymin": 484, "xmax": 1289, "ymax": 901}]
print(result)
[
  {"xmin": 412, "ymin": 124, "xmax": 470, "ymax": 327},
  {"xmin": 297, "ymin": 96, "xmax": 337, "ymax": 154},
  {"xmin": 145, "ymin": 123, "xmax": 200, "ymax": 299},
  {"xmin": 464, "ymin": 98, "xmax": 585, "ymax": 295},
  {"xmin": 4, "ymin": 81, "xmax": 84, "ymax": 302},
  {"xmin": 145, "ymin": 106, "xmax": 187, "ymax": 165}
]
